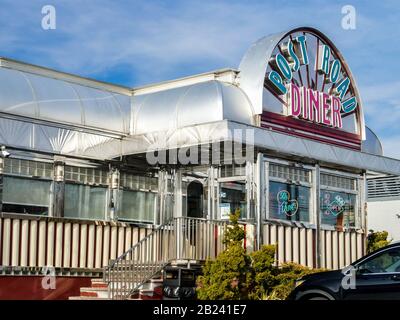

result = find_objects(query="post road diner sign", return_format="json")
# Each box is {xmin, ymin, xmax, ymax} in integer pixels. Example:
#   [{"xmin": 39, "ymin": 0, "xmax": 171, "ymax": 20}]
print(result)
[{"xmin": 266, "ymin": 30, "xmax": 358, "ymax": 130}]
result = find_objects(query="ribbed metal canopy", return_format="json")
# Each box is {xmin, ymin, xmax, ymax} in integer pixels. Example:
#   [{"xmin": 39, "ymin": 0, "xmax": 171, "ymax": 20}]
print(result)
[
  {"xmin": 0, "ymin": 66, "xmax": 131, "ymax": 134},
  {"xmin": 132, "ymin": 80, "xmax": 255, "ymax": 135}
]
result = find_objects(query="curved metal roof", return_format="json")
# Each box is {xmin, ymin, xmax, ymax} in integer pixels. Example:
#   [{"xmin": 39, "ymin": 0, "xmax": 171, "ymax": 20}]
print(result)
[
  {"xmin": 362, "ymin": 126, "xmax": 383, "ymax": 156},
  {"xmin": 0, "ymin": 66, "xmax": 131, "ymax": 134},
  {"xmin": 132, "ymin": 80, "xmax": 255, "ymax": 135}
]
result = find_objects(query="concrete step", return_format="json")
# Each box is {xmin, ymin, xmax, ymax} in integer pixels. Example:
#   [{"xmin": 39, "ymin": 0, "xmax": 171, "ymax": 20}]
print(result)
[
  {"xmin": 80, "ymin": 286, "xmax": 109, "ymax": 299},
  {"xmin": 69, "ymin": 296, "xmax": 110, "ymax": 300},
  {"xmin": 70, "ymin": 275, "xmax": 164, "ymax": 300},
  {"xmin": 91, "ymin": 278, "xmax": 108, "ymax": 288}
]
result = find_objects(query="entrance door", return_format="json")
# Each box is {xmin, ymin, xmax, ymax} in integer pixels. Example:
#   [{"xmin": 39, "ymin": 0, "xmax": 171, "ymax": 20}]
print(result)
[{"xmin": 187, "ymin": 181, "xmax": 203, "ymax": 218}]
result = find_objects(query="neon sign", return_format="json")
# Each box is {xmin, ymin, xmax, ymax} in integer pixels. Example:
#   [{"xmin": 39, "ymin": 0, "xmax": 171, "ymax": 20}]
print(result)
[
  {"xmin": 323, "ymin": 194, "xmax": 346, "ymax": 216},
  {"xmin": 288, "ymin": 83, "xmax": 343, "ymax": 128},
  {"xmin": 277, "ymin": 190, "xmax": 298, "ymax": 217},
  {"xmin": 267, "ymin": 36, "xmax": 358, "ymax": 128}
]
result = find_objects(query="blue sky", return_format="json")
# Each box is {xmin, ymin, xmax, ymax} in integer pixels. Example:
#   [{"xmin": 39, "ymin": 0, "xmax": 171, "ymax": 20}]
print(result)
[{"xmin": 0, "ymin": 0, "xmax": 399, "ymax": 158}]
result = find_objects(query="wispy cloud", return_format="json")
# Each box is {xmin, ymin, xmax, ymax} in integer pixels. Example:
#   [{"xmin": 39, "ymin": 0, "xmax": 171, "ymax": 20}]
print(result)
[{"xmin": 0, "ymin": 0, "xmax": 389, "ymax": 85}]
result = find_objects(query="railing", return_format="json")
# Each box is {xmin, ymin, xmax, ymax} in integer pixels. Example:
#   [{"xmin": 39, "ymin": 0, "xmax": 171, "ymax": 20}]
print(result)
[
  {"xmin": 262, "ymin": 222, "xmax": 365, "ymax": 269},
  {"xmin": 103, "ymin": 217, "xmax": 232, "ymax": 299},
  {"xmin": 0, "ymin": 214, "xmax": 153, "ymax": 271},
  {"xmin": 175, "ymin": 217, "xmax": 229, "ymax": 261},
  {"xmin": 104, "ymin": 219, "xmax": 176, "ymax": 299}
]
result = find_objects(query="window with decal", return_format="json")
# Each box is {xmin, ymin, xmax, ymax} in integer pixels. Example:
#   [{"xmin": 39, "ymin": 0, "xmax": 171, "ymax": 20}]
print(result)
[
  {"xmin": 320, "ymin": 173, "xmax": 358, "ymax": 229},
  {"xmin": 268, "ymin": 181, "xmax": 310, "ymax": 222},
  {"xmin": 268, "ymin": 163, "xmax": 311, "ymax": 223},
  {"xmin": 320, "ymin": 190, "xmax": 356, "ymax": 228}
]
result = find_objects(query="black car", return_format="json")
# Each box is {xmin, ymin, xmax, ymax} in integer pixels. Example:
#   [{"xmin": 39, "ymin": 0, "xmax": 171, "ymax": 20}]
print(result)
[{"xmin": 288, "ymin": 242, "xmax": 400, "ymax": 300}]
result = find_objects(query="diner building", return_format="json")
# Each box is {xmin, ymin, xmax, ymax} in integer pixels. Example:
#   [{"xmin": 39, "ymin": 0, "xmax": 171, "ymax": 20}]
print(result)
[{"xmin": 0, "ymin": 27, "xmax": 399, "ymax": 299}]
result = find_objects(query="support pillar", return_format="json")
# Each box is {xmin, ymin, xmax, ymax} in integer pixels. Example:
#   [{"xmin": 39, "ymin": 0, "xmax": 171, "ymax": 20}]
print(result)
[
  {"xmin": 207, "ymin": 166, "xmax": 218, "ymax": 220},
  {"xmin": 157, "ymin": 169, "xmax": 169, "ymax": 225},
  {"xmin": 109, "ymin": 167, "xmax": 120, "ymax": 221},
  {"xmin": 53, "ymin": 160, "xmax": 65, "ymax": 218},
  {"xmin": 173, "ymin": 169, "xmax": 183, "ymax": 219},
  {"xmin": 314, "ymin": 163, "xmax": 322, "ymax": 268},
  {"xmin": 255, "ymin": 153, "xmax": 265, "ymax": 251},
  {"xmin": 0, "ymin": 157, "xmax": 4, "ymax": 213}
]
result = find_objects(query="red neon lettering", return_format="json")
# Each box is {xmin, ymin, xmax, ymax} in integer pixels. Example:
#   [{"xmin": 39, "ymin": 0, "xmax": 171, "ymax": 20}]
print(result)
[
  {"xmin": 301, "ymin": 86, "xmax": 308, "ymax": 119},
  {"xmin": 321, "ymin": 92, "xmax": 331, "ymax": 126},
  {"xmin": 290, "ymin": 84, "xmax": 301, "ymax": 117},
  {"xmin": 331, "ymin": 96, "xmax": 342, "ymax": 128},
  {"xmin": 308, "ymin": 88, "xmax": 320, "ymax": 123}
]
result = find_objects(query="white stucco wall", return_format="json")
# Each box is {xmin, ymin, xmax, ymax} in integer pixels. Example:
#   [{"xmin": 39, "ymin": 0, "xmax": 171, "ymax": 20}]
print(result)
[{"xmin": 367, "ymin": 200, "xmax": 400, "ymax": 241}]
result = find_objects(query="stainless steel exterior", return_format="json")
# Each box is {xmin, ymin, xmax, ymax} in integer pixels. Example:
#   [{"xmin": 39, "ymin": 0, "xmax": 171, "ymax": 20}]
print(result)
[
  {"xmin": 0, "ymin": 66, "xmax": 131, "ymax": 134},
  {"xmin": 119, "ymin": 120, "xmax": 400, "ymax": 176},
  {"xmin": 0, "ymin": 27, "xmax": 395, "ymax": 174},
  {"xmin": 132, "ymin": 80, "xmax": 255, "ymax": 135},
  {"xmin": 362, "ymin": 126, "xmax": 383, "ymax": 156}
]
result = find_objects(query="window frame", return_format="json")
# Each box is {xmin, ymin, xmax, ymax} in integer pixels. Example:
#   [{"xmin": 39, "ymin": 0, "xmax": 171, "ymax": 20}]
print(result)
[
  {"xmin": 355, "ymin": 246, "xmax": 400, "ymax": 276},
  {"xmin": 116, "ymin": 171, "xmax": 159, "ymax": 224},
  {"xmin": 2, "ymin": 157, "xmax": 54, "ymax": 217},
  {"xmin": 319, "ymin": 169, "xmax": 360, "ymax": 230},
  {"xmin": 63, "ymin": 181, "xmax": 109, "ymax": 221},
  {"xmin": 265, "ymin": 158, "xmax": 314, "ymax": 225}
]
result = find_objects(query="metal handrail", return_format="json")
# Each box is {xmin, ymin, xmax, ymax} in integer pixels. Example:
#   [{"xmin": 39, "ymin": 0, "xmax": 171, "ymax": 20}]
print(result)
[
  {"xmin": 104, "ymin": 219, "xmax": 176, "ymax": 299},
  {"xmin": 103, "ymin": 217, "xmax": 231, "ymax": 299},
  {"xmin": 109, "ymin": 220, "xmax": 174, "ymax": 269}
]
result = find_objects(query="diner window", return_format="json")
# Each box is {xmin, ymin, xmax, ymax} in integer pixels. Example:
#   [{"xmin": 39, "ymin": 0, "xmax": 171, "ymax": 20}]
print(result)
[
  {"xmin": 268, "ymin": 163, "xmax": 311, "ymax": 223},
  {"xmin": 220, "ymin": 181, "xmax": 247, "ymax": 219},
  {"xmin": 269, "ymin": 163, "xmax": 311, "ymax": 183},
  {"xmin": 2, "ymin": 176, "xmax": 51, "ymax": 215},
  {"xmin": 2, "ymin": 159, "xmax": 53, "ymax": 215},
  {"xmin": 118, "ymin": 190, "xmax": 156, "ymax": 223},
  {"xmin": 220, "ymin": 164, "xmax": 246, "ymax": 178},
  {"xmin": 268, "ymin": 181, "xmax": 311, "ymax": 222},
  {"xmin": 117, "ymin": 172, "xmax": 158, "ymax": 223},
  {"xmin": 64, "ymin": 165, "xmax": 109, "ymax": 220},
  {"xmin": 320, "ymin": 173, "xmax": 358, "ymax": 229}
]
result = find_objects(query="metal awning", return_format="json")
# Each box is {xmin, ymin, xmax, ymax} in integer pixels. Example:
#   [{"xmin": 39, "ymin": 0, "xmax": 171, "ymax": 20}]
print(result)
[{"xmin": 113, "ymin": 120, "xmax": 400, "ymax": 176}]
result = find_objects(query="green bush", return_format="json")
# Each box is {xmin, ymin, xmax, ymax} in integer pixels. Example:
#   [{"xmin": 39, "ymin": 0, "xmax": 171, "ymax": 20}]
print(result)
[
  {"xmin": 196, "ymin": 209, "xmax": 325, "ymax": 300},
  {"xmin": 367, "ymin": 230, "xmax": 391, "ymax": 254},
  {"xmin": 267, "ymin": 263, "xmax": 325, "ymax": 300},
  {"xmin": 196, "ymin": 209, "xmax": 252, "ymax": 300}
]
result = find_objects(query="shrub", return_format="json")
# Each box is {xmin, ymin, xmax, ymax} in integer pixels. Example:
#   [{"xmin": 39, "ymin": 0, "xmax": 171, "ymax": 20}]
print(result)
[
  {"xmin": 367, "ymin": 230, "xmax": 391, "ymax": 254},
  {"xmin": 268, "ymin": 263, "xmax": 325, "ymax": 300},
  {"xmin": 248, "ymin": 244, "xmax": 276, "ymax": 300},
  {"xmin": 196, "ymin": 209, "xmax": 252, "ymax": 300},
  {"xmin": 196, "ymin": 209, "xmax": 326, "ymax": 300}
]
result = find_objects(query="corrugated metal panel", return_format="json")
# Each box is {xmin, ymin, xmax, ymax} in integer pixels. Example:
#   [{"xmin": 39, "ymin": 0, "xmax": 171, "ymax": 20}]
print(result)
[
  {"xmin": 0, "ymin": 67, "xmax": 131, "ymax": 134},
  {"xmin": 0, "ymin": 216, "xmax": 152, "ymax": 269},
  {"xmin": 132, "ymin": 80, "xmax": 254, "ymax": 135},
  {"xmin": 262, "ymin": 222, "xmax": 365, "ymax": 269},
  {"xmin": 367, "ymin": 175, "xmax": 400, "ymax": 199}
]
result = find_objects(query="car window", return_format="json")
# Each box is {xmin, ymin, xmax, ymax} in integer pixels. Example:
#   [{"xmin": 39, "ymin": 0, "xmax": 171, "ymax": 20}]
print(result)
[{"xmin": 358, "ymin": 247, "xmax": 400, "ymax": 274}]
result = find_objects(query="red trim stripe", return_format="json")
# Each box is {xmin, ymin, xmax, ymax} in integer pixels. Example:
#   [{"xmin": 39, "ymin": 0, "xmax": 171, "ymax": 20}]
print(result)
[
  {"xmin": 261, "ymin": 122, "xmax": 360, "ymax": 150},
  {"xmin": 261, "ymin": 111, "xmax": 361, "ymax": 147}
]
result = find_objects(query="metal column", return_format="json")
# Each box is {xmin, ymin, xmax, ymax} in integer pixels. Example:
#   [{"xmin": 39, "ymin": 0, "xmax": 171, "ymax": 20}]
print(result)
[
  {"xmin": 0, "ymin": 157, "xmax": 3, "ymax": 213},
  {"xmin": 53, "ymin": 160, "xmax": 65, "ymax": 218},
  {"xmin": 255, "ymin": 153, "xmax": 265, "ymax": 250},
  {"xmin": 314, "ymin": 164, "xmax": 322, "ymax": 268},
  {"xmin": 109, "ymin": 167, "xmax": 120, "ymax": 221}
]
